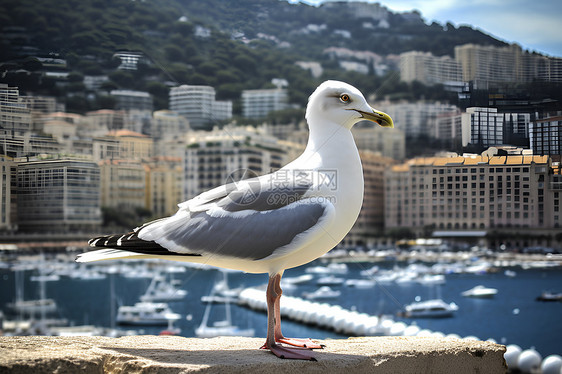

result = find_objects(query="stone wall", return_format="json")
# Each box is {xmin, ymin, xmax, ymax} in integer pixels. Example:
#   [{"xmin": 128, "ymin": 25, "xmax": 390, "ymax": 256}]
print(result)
[{"xmin": 0, "ymin": 335, "xmax": 506, "ymax": 373}]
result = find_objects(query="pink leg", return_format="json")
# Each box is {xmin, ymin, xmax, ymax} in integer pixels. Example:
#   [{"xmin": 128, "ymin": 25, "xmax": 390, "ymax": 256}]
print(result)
[
  {"xmin": 260, "ymin": 274, "xmax": 321, "ymax": 360},
  {"xmin": 260, "ymin": 274, "xmax": 317, "ymax": 360},
  {"xmin": 273, "ymin": 275, "xmax": 324, "ymax": 350}
]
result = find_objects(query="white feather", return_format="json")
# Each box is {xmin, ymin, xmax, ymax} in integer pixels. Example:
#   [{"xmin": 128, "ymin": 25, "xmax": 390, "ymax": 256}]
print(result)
[{"xmin": 76, "ymin": 249, "xmax": 146, "ymax": 263}]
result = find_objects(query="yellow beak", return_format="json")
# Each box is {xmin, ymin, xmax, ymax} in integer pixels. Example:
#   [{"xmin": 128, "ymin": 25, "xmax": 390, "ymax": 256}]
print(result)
[{"xmin": 357, "ymin": 108, "xmax": 394, "ymax": 128}]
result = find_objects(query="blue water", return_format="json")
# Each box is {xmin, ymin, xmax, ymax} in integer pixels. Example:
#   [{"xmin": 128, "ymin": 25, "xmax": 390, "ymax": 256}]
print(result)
[{"xmin": 1, "ymin": 259, "xmax": 561, "ymax": 357}]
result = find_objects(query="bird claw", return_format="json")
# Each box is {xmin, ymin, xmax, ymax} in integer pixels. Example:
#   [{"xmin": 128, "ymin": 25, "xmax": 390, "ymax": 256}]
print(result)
[
  {"xmin": 278, "ymin": 337, "xmax": 324, "ymax": 349},
  {"xmin": 265, "ymin": 343, "xmax": 317, "ymax": 361}
]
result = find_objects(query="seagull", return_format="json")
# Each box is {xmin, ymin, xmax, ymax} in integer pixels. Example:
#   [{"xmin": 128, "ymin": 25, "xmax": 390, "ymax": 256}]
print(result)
[{"xmin": 77, "ymin": 80, "xmax": 393, "ymax": 360}]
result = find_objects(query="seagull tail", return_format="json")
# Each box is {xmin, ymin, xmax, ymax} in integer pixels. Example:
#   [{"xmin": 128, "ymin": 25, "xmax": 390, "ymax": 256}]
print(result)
[
  {"xmin": 76, "ymin": 231, "xmax": 201, "ymax": 263},
  {"xmin": 76, "ymin": 232, "xmax": 165, "ymax": 263},
  {"xmin": 76, "ymin": 248, "xmax": 147, "ymax": 263}
]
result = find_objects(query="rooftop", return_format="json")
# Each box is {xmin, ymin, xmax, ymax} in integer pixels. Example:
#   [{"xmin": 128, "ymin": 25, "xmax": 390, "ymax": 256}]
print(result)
[
  {"xmin": 391, "ymin": 155, "xmax": 548, "ymax": 172},
  {"xmin": 105, "ymin": 129, "xmax": 149, "ymax": 138}
]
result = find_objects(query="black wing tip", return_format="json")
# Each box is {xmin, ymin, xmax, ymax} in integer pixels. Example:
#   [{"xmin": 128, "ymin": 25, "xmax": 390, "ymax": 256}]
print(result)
[
  {"xmin": 85, "ymin": 233, "xmax": 127, "ymax": 251},
  {"xmin": 88, "ymin": 237, "xmax": 102, "ymax": 247},
  {"xmin": 86, "ymin": 232, "xmax": 202, "ymax": 257}
]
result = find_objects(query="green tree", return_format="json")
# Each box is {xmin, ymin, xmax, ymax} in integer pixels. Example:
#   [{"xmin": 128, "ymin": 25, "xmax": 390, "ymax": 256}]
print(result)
[{"xmin": 164, "ymin": 44, "xmax": 185, "ymax": 61}]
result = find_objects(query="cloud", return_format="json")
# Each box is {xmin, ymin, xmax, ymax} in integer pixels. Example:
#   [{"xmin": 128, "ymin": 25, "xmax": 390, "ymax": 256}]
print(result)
[
  {"xmin": 289, "ymin": 0, "xmax": 562, "ymax": 56},
  {"xmin": 377, "ymin": 0, "xmax": 562, "ymax": 56}
]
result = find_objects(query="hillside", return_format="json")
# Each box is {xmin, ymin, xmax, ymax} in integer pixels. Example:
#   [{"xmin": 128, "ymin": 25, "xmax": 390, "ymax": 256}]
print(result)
[
  {"xmin": 176, "ymin": 0, "xmax": 506, "ymax": 57},
  {"xmin": 1, "ymin": 0, "xmax": 508, "ymax": 114}
]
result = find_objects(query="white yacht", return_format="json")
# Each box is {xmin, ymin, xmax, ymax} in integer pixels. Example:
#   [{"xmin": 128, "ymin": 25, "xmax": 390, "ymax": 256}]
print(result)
[
  {"xmin": 282, "ymin": 274, "xmax": 314, "ymax": 285},
  {"xmin": 461, "ymin": 285, "xmax": 498, "ymax": 298},
  {"xmin": 317, "ymin": 275, "xmax": 345, "ymax": 286},
  {"xmin": 30, "ymin": 274, "xmax": 60, "ymax": 282},
  {"xmin": 140, "ymin": 275, "xmax": 187, "ymax": 302},
  {"xmin": 344, "ymin": 279, "xmax": 376, "ymax": 288},
  {"xmin": 9, "ymin": 298, "xmax": 57, "ymax": 315},
  {"xmin": 196, "ymin": 271, "xmax": 254, "ymax": 338},
  {"xmin": 195, "ymin": 319, "xmax": 254, "ymax": 338},
  {"xmin": 116, "ymin": 302, "xmax": 180, "ymax": 325},
  {"xmin": 403, "ymin": 299, "xmax": 458, "ymax": 318},
  {"xmin": 416, "ymin": 274, "xmax": 446, "ymax": 285},
  {"xmin": 303, "ymin": 286, "xmax": 341, "ymax": 300}
]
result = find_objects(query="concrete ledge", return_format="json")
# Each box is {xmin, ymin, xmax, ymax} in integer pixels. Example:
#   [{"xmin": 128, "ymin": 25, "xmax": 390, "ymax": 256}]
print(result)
[{"xmin": 0, "ymin": 335, "xmax": 506, "ymax": 373}]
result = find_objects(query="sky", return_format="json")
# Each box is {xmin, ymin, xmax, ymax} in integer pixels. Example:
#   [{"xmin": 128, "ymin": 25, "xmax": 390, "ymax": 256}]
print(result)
[{"xmin": 290, "ymin": 0, "xmax": 562, "ymax": 57}]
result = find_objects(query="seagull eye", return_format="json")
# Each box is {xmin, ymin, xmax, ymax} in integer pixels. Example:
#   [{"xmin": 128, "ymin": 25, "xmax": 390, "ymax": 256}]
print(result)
[{"xmin": 340, "ymin": 94, "xmax": 350, "ymax": 103}]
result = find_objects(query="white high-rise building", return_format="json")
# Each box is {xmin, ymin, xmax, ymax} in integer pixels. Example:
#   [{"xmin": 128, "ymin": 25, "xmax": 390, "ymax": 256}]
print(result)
[
  {"xmin": 399, "ymin": 51, "xmax": 461, "ymax": 85},
  {"xmin": 351, "ymin": 123, "xmax": 406, "ymax": 161},
  {"xmin": 0, "ymin": 83, "xmax": 32, "ymax": 136},
  {"xmin": 433, "ymin": 111, "xmax": 463, "ymax": 148},
  {"xmin": 401, "ymin": 43, "xmax": 562, "ymax": 86},
  {"xmin": 375, "ymin": 100, "xmax": 459, "ymax": 139},
  {"xmin": 169, "ymin": 85, "xmax": 232, "ymax": 129},
  {"xmin": 242, "ymin": 88, "xmax": 289, "ymax": 119}
]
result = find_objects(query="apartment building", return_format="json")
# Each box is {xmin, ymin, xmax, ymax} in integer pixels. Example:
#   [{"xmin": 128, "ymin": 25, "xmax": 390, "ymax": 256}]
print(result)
[
  {"xmin": 20, "ymin": 95, "xmax": 59, "ymax": 114},
  {"xmin": 530, "ymin": 116, "xmax": 562, "ymax": 156},
  {"xmin": 455, "ymin": 44, "xmax": 524, "ymax": 85},
  {"xmin": 385, "ymin": 154, "xmax": 556, "ymax": 236},
  {"xmin": 399, "ymin": 51, "xmax": 461, "ymax": 85},
  {"xmin": 124, "ymin": 109, "xmax": 152, "ymax": 134},
  {"xmin": 401, "ymin": 43, "xmax": 562, "ymax": 86},
  {"xmin": 98, "ymin": 156, "xmax": 183, "ymax": 216},
  {"xmin": 86, "ymin": 109, "xmax": 126, "ymax": 133},
  {"xmin": 113, "ymin": 51, "xmax": 146, "ymax": 71},
  {"xmin": 99, "ymin": 159, "xmax": 146, "ymax": 209},
  {"xmin": 183, "ymin": 126, "xmax": 287, "ymax": 199},
  {"xmin": 169, "ymin": 85, "xmax": 232, "ymax": 129},
  {"xmin": 42, "ymin": 120, "xmax": 76, "ymax": 152},
  {"xmin": 145, "ymin": 157, "xmax": 183, "ymax": 217},
  {"xmin": 343, "ymin": 150, "xmax": 394, "ymax": 246},
  {"xmin": 351, "ymin": 122, "xmax": 406, "ymax": 160},
  {"xmin": 375, "ymin": 101, "xmax": 459, "ymax": 139},
  {"xmin": 0, "ymin": 83, "xmax": 32, "ymax": 136},
  {"xmin": 16, "ymin": 158, "xmax": 101, "ymax": 232},
  {"xmin": 0, "ymin": 156, "xmax": 15, "ymax": 231},
  {"xmin": 241, "ymin": 88, "xmax": 289, "ymax": 119},
  {"xmin": 0, "ymin": 130, "xmax": 63, "ymax": 158},
  {"xmin": 151, "ymin": 110, "xmax": 190, "ymax": 142},
  {"xmin": 93, "ymin": 129, "xmax": 153, "ymax": 161},
  {"xmin": 36, "ymin": 112, "xmax": 88, "ymax": 134},
  {"xmin": 110, "ymin": 90, "xmax": 153, "ymax": 112},
  {"xmin": 461, "ymin": 107, "xmax": 531, "ymax": 148},
  {"xmin": 433, "ymin": 111, "xmax": 463, "ymax": 148}
]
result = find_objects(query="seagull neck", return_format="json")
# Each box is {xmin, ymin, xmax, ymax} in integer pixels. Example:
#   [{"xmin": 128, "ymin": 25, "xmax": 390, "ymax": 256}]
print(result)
[{"xmin": 304, "ymin": 120, "xmax": 353, "ymax": 155}]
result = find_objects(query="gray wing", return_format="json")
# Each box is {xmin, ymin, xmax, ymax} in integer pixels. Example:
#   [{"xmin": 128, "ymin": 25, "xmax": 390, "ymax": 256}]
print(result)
[
  {"xmin": 216, "ymin": 175, "xmax": 313, "ymax": 212},
  {"xmin": 138, "ymin": 174, "xmax": 332, "ymax": 261}
]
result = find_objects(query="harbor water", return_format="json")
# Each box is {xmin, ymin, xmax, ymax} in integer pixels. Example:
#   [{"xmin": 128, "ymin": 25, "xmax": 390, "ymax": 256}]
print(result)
[{"xmin": 1, "ymin": 256, "xmax": 561, "ymax": 357}]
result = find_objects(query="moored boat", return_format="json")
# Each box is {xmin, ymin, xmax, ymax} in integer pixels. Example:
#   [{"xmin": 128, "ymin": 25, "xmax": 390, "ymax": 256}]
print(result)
[
  {"xmin": 116, "ymin": 302, "xmax": 180, "ymax": 325},
  {"xmin": 461, "ymin": 285, "xmax": 498, "ymax": 298},
  {"xmin": 536, "ymin": 291, "xmax": 562, "ymax": 302},
  {"xmin": 403, "ymin": 299, "xmax": 458, "ymax": 318}
]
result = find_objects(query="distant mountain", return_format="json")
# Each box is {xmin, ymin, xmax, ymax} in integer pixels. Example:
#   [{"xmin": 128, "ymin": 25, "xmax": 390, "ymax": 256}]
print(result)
[
  {"xmin": 176, "ymin": 0, "xmax": 506, "ymax": 57},
  {"xmin": 0, "ymin": 0, "xmax": 510, "ymax": 113}
]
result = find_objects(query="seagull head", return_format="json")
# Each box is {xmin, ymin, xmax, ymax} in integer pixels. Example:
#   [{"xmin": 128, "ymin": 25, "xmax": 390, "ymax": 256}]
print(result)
[{"xmin": 306, "ymin": 80, "xmax": 393, "ymax": 130}]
